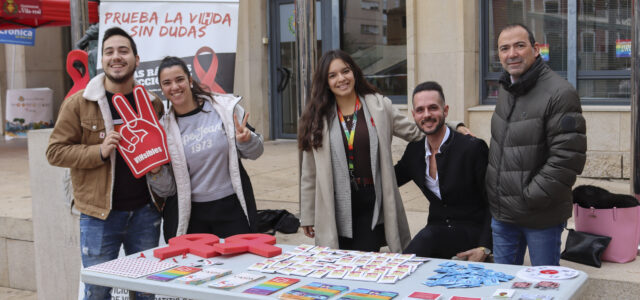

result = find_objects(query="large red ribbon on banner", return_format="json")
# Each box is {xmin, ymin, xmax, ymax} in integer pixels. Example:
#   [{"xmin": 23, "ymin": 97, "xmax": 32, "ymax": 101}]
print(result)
[{"xmin": 193, "ymin": 46, "xmax": 226, "ymax": 94}]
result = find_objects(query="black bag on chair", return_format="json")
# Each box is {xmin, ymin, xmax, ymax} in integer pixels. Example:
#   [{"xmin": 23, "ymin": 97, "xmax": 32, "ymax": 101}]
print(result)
[{"xmin": 561, "ymin": 228, "xmax": 612, "ymax": 268}]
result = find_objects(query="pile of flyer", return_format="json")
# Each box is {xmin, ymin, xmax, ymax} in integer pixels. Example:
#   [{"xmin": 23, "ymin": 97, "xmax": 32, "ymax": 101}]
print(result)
[{"xmin": 247, "ymin": 244, "xmax": 429, "ymax": 284}]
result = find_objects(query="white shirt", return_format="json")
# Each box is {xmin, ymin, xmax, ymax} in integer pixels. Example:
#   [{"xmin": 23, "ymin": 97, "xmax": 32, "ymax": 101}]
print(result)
[{"xmin": 424, "ymin": 126, "xmax": 450, "ymax": 199}]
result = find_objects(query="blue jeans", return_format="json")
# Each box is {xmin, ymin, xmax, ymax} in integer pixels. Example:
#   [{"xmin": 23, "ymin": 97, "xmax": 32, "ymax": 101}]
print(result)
[
  {"xmin": 80, "ymin": 203, "xmax": 160, "ymax": 300},
  {"xmin": 491, "ymin": 218, "xmax": 564, "ymax": 266}
]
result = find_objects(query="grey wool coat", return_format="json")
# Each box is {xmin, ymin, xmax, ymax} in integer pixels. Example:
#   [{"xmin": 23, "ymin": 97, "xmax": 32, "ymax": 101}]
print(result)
[{"xmin": 299, "ymin": 93, "xmax": 423, "ymax": 252}]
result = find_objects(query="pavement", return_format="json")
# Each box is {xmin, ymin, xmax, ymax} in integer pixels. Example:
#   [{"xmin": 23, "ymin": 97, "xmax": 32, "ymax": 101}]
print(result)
[{"xmin": 0, "ymin": 137, "xmax": 636, "ymax": 299}]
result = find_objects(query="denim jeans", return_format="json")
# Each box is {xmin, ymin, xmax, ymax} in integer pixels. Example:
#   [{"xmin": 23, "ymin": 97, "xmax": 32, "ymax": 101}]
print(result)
[
  {"xmin": 491, "ymin": 218, "xmax": 565, "ymax": 266},
  {"xmin": 80, "ymin": 203, "xmax": 160, "ymax": 300}
]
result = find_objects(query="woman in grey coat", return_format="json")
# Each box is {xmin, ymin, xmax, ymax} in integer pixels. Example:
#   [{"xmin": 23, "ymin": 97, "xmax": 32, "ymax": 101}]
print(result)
[{"xmin": 298, "ymin": 50, "xmax": 422, "ymax": 252}]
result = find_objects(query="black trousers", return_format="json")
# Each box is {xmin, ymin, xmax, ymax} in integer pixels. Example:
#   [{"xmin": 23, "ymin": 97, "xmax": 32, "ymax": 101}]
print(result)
[
  {"xmin": 187, "ymin": 194, "xmax": 251, "ymax": 238},
  {"xmin": 403, "ymin": 223, "xmax": 481, "ymax": 259},
  {"xmin": 162, "ymin": 194, "xmax": 251, "ymax": 242},
  {"xmin": 338, "ymin": 185, "xmax": 385, "ymax": 251}
]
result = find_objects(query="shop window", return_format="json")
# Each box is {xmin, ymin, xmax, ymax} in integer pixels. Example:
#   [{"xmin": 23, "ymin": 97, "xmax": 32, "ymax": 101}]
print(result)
[
  {"xmin": 361, "ymin": 0, "xmax": 379, "ymax": 11},
  {"xmin": 341, "ymin": 0, "xmax": 407, "ymax": 103},
  {"xmin": 361, "ymin": 24, "xmax": 379, "ymax": 35},
  {"xmin": 482, "ymin": 0, "xmax": 630, "ymax": 105}
]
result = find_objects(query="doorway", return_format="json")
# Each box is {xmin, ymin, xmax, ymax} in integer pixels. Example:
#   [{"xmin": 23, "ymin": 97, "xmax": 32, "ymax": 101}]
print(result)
[{"xmin": 268, "ymin": 0, "xmax": 336, "ymax": 139}]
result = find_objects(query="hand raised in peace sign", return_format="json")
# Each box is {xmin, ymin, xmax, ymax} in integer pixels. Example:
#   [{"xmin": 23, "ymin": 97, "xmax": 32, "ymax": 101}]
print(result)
[{"xmin": 234, "ymin": 112, "xmax": 251, "ymax": 144}]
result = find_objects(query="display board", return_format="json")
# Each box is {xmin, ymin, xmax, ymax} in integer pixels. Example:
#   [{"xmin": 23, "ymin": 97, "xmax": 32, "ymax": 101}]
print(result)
[
  {"xmin": 4, "ymin": 88, "xmax": 53, "ymax": 139},
  {"xmin": 98, "ymin": 0, "xmax": 239, "ymax": 99}
]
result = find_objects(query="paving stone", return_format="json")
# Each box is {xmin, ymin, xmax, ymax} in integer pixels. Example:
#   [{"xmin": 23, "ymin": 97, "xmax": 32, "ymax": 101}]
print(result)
[{"xmin": 7, "ymin": 239, "xmax": 35, "ymax": 291}]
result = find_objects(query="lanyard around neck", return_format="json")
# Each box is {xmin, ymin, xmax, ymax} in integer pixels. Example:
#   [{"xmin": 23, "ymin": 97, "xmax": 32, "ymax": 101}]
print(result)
[{"xmin": 337, "ymin": 96, "xmax": 361, "ymax": 172}]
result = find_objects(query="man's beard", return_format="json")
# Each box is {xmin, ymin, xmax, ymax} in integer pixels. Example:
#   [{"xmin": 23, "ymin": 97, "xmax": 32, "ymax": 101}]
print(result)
[
  {"xmin": 104, "ymin": 67, "xmax": 135, "ymax": 84},
  {"xmin": 417, "ymin": 117, "xmax": 445, "ymax": 135}
]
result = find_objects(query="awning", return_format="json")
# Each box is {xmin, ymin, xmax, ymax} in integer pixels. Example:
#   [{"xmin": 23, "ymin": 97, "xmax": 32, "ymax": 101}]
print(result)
[{"xmin": 0, "ymin": 0, "xmax": 98, "ymax": 30}]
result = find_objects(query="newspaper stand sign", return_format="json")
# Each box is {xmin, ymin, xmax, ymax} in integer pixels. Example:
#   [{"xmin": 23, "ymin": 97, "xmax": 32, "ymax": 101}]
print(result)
[{"xmin": 0, "ymin": 28, "xmax": 35, "ymax": 46}]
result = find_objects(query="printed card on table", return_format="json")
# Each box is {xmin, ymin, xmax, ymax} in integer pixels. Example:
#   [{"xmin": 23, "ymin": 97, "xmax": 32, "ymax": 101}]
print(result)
[
  {"xmin": 208, "ymin": 272, "xmax": 265, "ymax": 290},
  {"xmin": 174, "ymin": 267, "xmax": 231, "ymax": 285},
  {"xmin": 338, "ymin": 288, "xmax": 398, "ymax": 300},
  {"xmin": 279, "ymin": 282, "xmax": 349, "ymax": 300},
  {"xmin": 243, "ymin": 277, "xmax": 300, "ymax": 296},
  {"xmin": 405, "ymin": 292, "xmax": 442, "ymax": 300},
  {"xmin": 146, "ymin": 266, "xmax": 201, "ymax": 282},
  {"xmin": 492, "ymin": 288, "xmax": 515, "ymax": 299}
]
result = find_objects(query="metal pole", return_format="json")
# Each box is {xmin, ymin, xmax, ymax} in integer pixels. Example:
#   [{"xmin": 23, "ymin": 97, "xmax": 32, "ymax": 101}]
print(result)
[
  {"xmin": 70, "ymin": 0, "xmax": 89, "ymax": 49},
  {"xmin": 633, "ymin": 0, "xmax": 640, "ymax": 199},
  {"xmin": 295, "ymin": 0, "xmax": 317, "ymax": 210},
  {"xmin": 633, "ymin": 0, "xmax": 640, "ymax": 254},
  {"xmin": 295, "ymin": 0, "xmax": 317, "ymax": 117}
]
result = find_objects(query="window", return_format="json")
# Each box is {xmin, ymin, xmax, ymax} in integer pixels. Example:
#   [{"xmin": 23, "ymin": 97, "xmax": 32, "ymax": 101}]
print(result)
[
  {"xmin": 581, "ymin": 31, "xmax": 595, "ymax": 53},
  {"xmin": 482, "ymin": 0, "xmax": 630, "ymax": 105},
  {"xmin": 361, "ymin": 0, "xmax": 379, "ymax": 11},
  {"xmin": 544, "ymin": 0, "xmax": 560, "ymax": 14},
  {"xmin": 341, "ymin": 0, "xmax": 407, "ymax": 103},
  {"xmin": 361, "ymin": 24, "xmax": 379, "ymax": 35}
]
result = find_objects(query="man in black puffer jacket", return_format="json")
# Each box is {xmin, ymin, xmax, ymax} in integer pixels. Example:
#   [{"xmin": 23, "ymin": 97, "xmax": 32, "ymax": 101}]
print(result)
[{"xmin": 486, "ymin": 24, "xmax": 587, "ymax": 266}]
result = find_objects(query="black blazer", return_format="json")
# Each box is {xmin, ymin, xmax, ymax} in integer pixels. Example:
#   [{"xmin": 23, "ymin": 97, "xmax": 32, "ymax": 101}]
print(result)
[{"xmin": 395, "ymin": 128, "xmax": 492, "ymax": 249}]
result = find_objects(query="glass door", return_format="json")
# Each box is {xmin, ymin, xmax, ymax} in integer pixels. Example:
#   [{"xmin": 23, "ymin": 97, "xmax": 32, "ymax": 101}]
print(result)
[{"xmin": 269, "ymin": 0, "xmax": 323, "ymax": 138}]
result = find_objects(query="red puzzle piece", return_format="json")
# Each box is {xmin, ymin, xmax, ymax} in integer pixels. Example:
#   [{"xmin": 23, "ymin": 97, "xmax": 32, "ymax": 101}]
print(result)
[
  {"xmin": 153, "ymin": 234, "xmax": 221, "ymax": 259},
  {"xmin": 214, "ymin": 234, "xmax": 282, "ymax": 258}
]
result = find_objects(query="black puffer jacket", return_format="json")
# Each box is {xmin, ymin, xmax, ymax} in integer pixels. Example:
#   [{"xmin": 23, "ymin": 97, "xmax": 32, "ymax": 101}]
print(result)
[{"xmin": 486, "ymin": 57, "xmax": 587, "ymax": 229}]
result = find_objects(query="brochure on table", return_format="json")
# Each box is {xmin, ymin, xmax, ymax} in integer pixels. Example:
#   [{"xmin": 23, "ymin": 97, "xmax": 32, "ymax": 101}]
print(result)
[{"xmin": 81, "ymin": 242, "xmax": 588, "ymax": 300}]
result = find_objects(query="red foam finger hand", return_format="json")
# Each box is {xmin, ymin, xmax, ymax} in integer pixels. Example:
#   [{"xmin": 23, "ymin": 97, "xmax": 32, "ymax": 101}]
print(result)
[
  {"xmin": 112, "ymin": 85, "xmax": 171, "ymax": 178},
  {"xmin": 153, "ymin": 234, "xmax": 221, "ymax": 259},
  {"xmin": 133, "ymin": 85, "xmax": 157, "ymax": 123},
  {"xmin": 214, "ymin": 233, "xmax": 282, "ymax": 258}
]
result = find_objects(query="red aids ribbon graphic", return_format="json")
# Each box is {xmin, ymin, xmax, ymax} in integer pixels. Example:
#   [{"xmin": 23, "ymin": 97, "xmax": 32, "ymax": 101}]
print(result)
[
  {"xmin": 193, "ymin": 46, "xmax": 226, "ymax": 94},
  {"xmin": 64, "ymin": 50, "xmax": 90, "ymax": 100},
  {"xmin": 112, "ymin": 85, "xmax": 171, "ymax": 178},
  {"xmin": 154, "ymin": 234, "xmax": 221, "ymax": 260},
  {"xmin": 214, "ymin": 234, "xmax": 282, "ymax": 258}
]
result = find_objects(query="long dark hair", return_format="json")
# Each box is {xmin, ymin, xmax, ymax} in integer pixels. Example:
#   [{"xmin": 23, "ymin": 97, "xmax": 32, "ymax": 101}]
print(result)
[
  {"xmin": 298, "ymin": 50, "xmax": 377, "ymax": 151},
  {"xmin": 157, "ymin": 56, "xmax": 212, "ymax": 108}
]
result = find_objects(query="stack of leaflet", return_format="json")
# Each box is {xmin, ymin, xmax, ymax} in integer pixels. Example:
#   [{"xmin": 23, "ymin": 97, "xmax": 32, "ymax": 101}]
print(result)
[{"xmin": 247, "ymin": 244, "xmax": 429, "ymax": 284}]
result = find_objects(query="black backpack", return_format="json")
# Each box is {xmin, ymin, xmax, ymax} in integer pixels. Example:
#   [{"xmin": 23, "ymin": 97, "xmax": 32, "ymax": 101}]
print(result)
[{"xmin": 256, "ymin": 209, "xmax": 300, "ymax": 235}]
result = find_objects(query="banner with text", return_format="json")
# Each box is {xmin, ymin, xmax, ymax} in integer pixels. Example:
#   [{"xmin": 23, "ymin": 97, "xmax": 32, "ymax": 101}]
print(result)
[{"xmin": 98, "ymin": 1, "xmax": 239, "ymax": 99}]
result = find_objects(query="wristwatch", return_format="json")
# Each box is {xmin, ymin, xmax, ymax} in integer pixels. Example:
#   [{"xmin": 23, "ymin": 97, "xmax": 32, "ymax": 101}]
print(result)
[{"xmin": 479, "ymin": 246, "xmax": 492, "ymax": 255}]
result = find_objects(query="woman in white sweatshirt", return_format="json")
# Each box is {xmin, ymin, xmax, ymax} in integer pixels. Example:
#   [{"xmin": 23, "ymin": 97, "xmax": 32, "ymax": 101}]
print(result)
[{"xmin": 148, "ymin": 56, "xmax": 263, "ymax": 241}]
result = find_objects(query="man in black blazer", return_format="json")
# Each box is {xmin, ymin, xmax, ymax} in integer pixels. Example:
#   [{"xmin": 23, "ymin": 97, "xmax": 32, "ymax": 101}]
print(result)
[{"xmin": 395, "ymin": 81, "xmax": 492, "ymax": 261}]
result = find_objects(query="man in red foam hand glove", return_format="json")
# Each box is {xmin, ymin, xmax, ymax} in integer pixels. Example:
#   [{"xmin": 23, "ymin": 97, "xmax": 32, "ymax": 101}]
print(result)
[
  {"xmin": 112, "ymin": 85, "xmax": 170, "ymax": 178},
  {"xmin": 47, "ymin": 27, "xmax": 164, "ymax": 300}
]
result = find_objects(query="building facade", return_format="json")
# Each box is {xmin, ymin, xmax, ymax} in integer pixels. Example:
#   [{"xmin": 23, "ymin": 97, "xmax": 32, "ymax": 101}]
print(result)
[{"xmin": 0, "ymin": 0, "xmax": 630, "ymax": 179}]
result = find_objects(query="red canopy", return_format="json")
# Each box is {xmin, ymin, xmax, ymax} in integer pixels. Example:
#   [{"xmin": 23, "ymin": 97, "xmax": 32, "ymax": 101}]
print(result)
[{"xmin": 0, "ymin": 0, "xmax": 98, "ymax": 30}]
